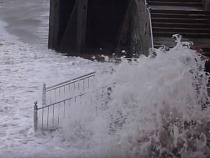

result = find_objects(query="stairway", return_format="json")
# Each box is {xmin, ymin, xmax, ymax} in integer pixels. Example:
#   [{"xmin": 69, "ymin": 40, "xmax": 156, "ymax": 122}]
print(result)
[{"xmin": 147, "ymin": 0, "xmax": 210, "ymax": 55}]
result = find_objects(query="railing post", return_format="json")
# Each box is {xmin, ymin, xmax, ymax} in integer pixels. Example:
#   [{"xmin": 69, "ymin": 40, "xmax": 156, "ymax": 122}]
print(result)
[
  {"xmin": 36, "ymin": 73, "xmax": 96, "ymax": 131},
  {"xmin": 42, "ymin": 84, "xmax": 46, "ymax": 106},
  {"xmin": 34, "ymin": 101, "xmax": 38, "ymax": 132},
  {"xmin": 147, "ymin": 7, "xmax": 154, "ymax": 49}
]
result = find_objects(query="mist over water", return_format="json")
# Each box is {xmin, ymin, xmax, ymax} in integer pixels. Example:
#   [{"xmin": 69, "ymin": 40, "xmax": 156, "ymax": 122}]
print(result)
[{"xmin": 0, "ymin": 0, "xmax": 49, "ymax": 47}]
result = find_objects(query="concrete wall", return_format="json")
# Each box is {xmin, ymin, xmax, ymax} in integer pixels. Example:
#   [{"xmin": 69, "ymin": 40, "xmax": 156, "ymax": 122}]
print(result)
[
  {"xmin": 203, "ymin": 0, "xmax": 210, "ymax": 10},
  {"xmin": 49, "ymin": 0, "xmax": 130, "ymax": 56},
  {"xmin": 48, "ymin": 0, "xmax": 77, "ymax": 52}
]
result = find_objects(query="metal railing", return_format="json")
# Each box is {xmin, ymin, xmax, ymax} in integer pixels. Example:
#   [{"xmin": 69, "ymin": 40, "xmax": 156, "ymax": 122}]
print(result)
[
  {"xmin": 136, "ymin": 0, "xmax": 154, "ymax": 54},
  {"xmin": 34, "ymin": 72, "xmax": 99, "ymax": 131}
]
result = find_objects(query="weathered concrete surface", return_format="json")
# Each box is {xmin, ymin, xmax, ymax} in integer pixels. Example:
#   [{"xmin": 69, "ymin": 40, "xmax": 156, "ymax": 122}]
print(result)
[
  {"xmin": 48, "ymin": 0, "xmax": 132, "ymax": 56},
  {"xmin": 48, "ymin": 0, "xmax": 77, "ymax": 52},
  {"xmin": 203, "ymin": 0, "xmax": 210, "ymax": 10}
]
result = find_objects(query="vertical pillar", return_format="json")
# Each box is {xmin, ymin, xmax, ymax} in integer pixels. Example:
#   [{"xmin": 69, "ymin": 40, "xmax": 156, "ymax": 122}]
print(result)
[
  {"xmin": 48, "ymin": 0, "xmax": 60, "ymax": 50},
  {"xmin": 34, "ymin": 101, "xmax": 38, "ymax": 132},
  {"xmin": 42, "ymin": 84, "xmax": 46, "ymax": 107},
  {"xmin": 77, "ymin": 0, "xmax": 88, "ymax": 55}
]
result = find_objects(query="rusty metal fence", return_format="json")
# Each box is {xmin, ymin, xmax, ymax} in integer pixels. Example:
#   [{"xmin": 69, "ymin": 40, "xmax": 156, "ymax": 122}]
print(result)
[{"xmin": 34, "ymin": 72, "xmax": 104, "ymax": 131}]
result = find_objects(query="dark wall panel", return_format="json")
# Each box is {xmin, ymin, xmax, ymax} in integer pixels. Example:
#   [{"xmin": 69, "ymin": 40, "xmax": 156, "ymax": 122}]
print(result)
[
  {"xmin": 86, "ymin": 0, "xmax": 129, "ymax": 53},
  {"xmin": 58, "ymin": 0, "xmax": 76, "ymax": 43},
  {"xmin": 49, "ymin": 0, "xmax": 130, "ymax": 56}
]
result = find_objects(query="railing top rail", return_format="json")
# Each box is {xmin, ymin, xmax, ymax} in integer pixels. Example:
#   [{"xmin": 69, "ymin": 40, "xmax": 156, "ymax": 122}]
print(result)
[
  {"xmin": 37, "ymin": 93, "xmax": 86, "ymax": 110},
  {"xmin": 38, "ymin": 84, "xmax": 113, "ymax": 110},
  {"xmin": 46, "ymin": 71, "xmax": 96, "ymax": 92}
]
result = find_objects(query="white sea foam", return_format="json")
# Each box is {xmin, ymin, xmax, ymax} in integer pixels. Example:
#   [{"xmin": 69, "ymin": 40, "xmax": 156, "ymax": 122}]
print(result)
[
  {"xmin": 0, "ymin": 28, "xmax": 209, "ymax": 157},
  {"xmin": 58, "ymin": 37, "xmax": 210, "ymax": 158},
  {"xmin": 0, "ymin": 20, "xmax": 9, "ymax": 35},
  {"xmin": 0, "ymin": 1, "xmax": 210, "ymax": 156}
]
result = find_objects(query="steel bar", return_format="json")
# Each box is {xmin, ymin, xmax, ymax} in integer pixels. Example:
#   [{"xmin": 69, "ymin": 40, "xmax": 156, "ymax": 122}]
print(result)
[{"xmin": 46, "ymin": 72, "xmax": 95, "ymax": 91}]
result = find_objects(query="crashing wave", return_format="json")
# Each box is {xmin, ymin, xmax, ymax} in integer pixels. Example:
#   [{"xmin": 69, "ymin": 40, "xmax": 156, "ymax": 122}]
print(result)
[{"xmin": 61, "ymin": 34, "xmax": 210, "ymax": 158}]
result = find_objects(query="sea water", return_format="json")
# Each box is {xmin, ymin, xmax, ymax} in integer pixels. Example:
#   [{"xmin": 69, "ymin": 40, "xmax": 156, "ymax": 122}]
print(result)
[
  {"xmin": 0, "ymin": 0, "xmax": 49, "ymax": 47},
  {"xmin": 0, "ymin": 0, "xmax": 210, "ymax": 158}
]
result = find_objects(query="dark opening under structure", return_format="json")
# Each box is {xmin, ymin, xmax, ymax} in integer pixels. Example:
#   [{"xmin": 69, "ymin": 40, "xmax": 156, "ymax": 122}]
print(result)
[
  {"xmin": 86, "ymin": 0, "xmax": 128, "ymax": 54},
  {"xmin": 48, "ymin": 0, "xmax": 142, "ymax": 57}
]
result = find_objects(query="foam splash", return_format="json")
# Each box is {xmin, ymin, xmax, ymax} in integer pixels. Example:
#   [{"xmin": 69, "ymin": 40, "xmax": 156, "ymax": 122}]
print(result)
[
  {"xmin": 59, "ymin": 35, "xmax": 210, "ymax": 158},
  {"xmin": 0, "ymin": 20, "xmax": 9, "ymax": 36}
]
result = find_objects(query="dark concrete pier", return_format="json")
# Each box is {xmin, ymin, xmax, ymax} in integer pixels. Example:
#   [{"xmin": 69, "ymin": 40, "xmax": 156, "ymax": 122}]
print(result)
[{"xmin": 48, "ymin": 0, "xmax": 132, "ymax": 56}]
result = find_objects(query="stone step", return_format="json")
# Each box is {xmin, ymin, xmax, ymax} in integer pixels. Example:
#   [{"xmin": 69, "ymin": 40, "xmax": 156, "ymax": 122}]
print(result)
[
  {"xmin": 153, "ymin": 27, "xmax": 210, "ymax": 33},
  {"xmin": 152, "ymin": 17, "xmax": 210, "ymax": 24},
  {"xmin": 148, "ymin": 0, "xmax": 210, "ymax": 56},
  {"xmin": 151, "ymin": 13, "xmax": 208, "ymax": 19},
  {"xmin": 147, "ymin": 0, "xmax": 201, "ymax": 2},
  {"xmin": 154, "ymin": 44, "xmax": 210, "ymax": 53},
  {"xmin": 154, "ymin": 37, "xmax": 210, "ymax": 45},
  {"xmin": 203, "ymin": 48, "xmax": 210, "ymax": 54},
  {"xmin": 154, "ymin": 35, "xmax": 210, "ymax": 48},
  {"xmin": 147, "ymin": 1, "xmax": 202, "ymax": 7},
  {"xmin": 153, "ymin": 32, "xmax": 210, "ymax": 38},
  {"xmin": 151, "ymin": 10, "xmax": 210, "ymax": 14},
  {"xmin": 152, "ymin": 22, "xmax": 210, "ymax": 28},
  {"xmin": 150, "ymin": 5, "xmax": 203, "ymax": 11},
  {"xmin": 154, "ymin": 44, "xmax": 210, "ymax": 54}
]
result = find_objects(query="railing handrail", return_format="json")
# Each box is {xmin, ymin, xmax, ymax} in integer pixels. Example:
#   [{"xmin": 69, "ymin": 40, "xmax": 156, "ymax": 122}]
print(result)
[
  {"xmin": 34, "ymin": 71, "xmax": 97, "ymax": 131},
  {"xmin": 38, "ymin": 92, "xmax": 86, "ymax": 110},
  {"xmin": 144, "ymin": 0, "xmax": 154, "ymax": 49},
  {"xmin": 38, "ymin": 83, "xmax": 113, "ymax": 110},
  {"xmin": 46, "ymin": 71, "xmax": 96, "ymax": 92}
]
